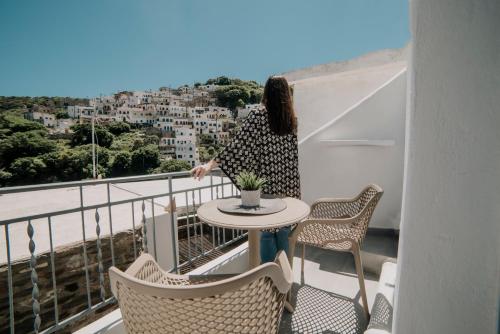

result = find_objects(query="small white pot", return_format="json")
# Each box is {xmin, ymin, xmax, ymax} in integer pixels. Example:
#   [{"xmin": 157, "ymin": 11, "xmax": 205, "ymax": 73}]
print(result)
[{"xmin": 240, "ymin": 189, "xmax": 261, "ymax": 207}]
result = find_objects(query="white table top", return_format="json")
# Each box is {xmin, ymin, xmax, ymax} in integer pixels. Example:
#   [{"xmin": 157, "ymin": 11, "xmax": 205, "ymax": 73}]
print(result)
[{"xmin": 197, "ymin": 197, "xmax": 310, "ymax": 230}]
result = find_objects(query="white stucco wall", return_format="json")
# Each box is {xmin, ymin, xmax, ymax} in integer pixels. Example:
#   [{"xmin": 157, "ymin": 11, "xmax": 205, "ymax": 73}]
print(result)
[
  {"xmin": 297, "ymin": 69, "xmax": 406, "ymax": 229},
  {"xmin": 394, "ymin": 0, "xmax": 500, "ymax": 333},
  {"xmin": 292, "ymin": 62, "xmax": 406, "ymax": 141}
]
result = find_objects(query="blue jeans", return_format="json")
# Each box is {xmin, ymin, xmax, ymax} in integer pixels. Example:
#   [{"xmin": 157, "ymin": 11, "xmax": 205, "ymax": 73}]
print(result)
[{"xmin": 260, "ymin": 227, "xmax": 290, "ymax": 263}]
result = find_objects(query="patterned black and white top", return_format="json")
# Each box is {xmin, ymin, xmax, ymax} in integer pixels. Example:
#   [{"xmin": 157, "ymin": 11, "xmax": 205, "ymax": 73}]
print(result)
[{"xmin": 215, "ymin": 107, "xmax": 301, "ymax": 199}]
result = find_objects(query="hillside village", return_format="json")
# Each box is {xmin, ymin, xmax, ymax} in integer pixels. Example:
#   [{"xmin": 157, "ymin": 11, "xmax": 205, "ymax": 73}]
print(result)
[{"xmin": 23, "ymin": 81, "xmax": 262, "ymax": 168}]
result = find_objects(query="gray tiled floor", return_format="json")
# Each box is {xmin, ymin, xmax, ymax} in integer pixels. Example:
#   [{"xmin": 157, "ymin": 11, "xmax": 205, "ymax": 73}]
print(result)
[{"xmin": 280, "ymin": 232, "xmax": 398, "ymax": 334}]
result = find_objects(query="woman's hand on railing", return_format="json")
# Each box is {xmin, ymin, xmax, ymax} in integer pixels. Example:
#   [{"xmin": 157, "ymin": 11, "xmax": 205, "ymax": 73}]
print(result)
[{"xmin": 190, "ymin": 159, "xmax": 218, "ymax": 180}]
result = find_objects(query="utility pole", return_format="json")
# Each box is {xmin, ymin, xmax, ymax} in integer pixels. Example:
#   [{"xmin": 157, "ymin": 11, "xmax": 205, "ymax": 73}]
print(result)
[
  {"xmin": 91, "ymin": 111, "xmax": 96, "ymax": 179},
  {"xmin": 215, "ymin": 110, "xmax": 219, "ymax": 147}
]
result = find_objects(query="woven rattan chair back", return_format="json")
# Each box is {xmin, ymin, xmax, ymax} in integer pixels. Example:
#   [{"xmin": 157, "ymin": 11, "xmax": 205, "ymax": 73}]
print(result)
[
  {"xmin": 109, "ymin": 252, "xmax": 292, "ymax": 334},
  {"xmin": 288, "ymin": 184, "xmax": 383, "ymax": 318},
  {"xmin": 349, "ymin": 184, "xmax": 383, "ymax": 244}
]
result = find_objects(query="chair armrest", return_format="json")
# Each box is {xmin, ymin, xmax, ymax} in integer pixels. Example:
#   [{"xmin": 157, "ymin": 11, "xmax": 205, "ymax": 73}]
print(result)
[
  {"xmin": 288, "ymin": 218, "xmax": 358, "ymax": 261},
  {"xmin": 310, "ymin": 198, "xmax": 359, "ymax": 219},
  {"xmin": 187, "ymin": 274, "xmax": 238, "ymax": 284},
  {"xmin": 310, "ymin": 197, "xmax": 356, "ymax": 210},
  {"xmin": 273, "ymin": 251, "xmax": 293, "ymax": 294},
  {"xmin": 291, "ymin": 217, "xmax": 356, "ymax": 239}
]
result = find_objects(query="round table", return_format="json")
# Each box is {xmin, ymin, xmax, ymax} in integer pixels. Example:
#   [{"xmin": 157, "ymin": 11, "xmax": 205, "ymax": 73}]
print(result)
[{"xmin": 197, "ymin": 197, "xmax": 310, "ymax": 268}]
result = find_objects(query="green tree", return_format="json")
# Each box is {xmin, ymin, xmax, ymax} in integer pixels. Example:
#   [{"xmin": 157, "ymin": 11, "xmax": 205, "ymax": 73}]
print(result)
[
  {"xmin": 0, "ymin": 130, "xmax": 57, "ymax": 168},
  {"xmin": 0, "ymin": 96, "xmax": 89, "ymax": 111},
  {"xmin": 154, "ymin": 159, "xmax": 192, "ymax": 173},
  {"xmin": 8, "ymin": 157, "xmax": 47, "ymax": 185},
  {"xmin": 199, "ymin": 134, "xmax": 215, "ymax": 146},
  {"xmin": 107, "ymin": 121, "xmax": 131, "ymax": 136},
  {"xmin": 198, "ymin": 147, "xmax": 209, "ymax": 162},
  {"xmin": 144, "ymin": 134, "xmax": 160, "ymax": 146},
  {"xmin": 214, "ymin": 86, "xmax": 251, "ymax": 110},
  {"xmin": 70, "ymin": 123, "xmax": 114, "ymax": 148},
  {"xmin": 109, "ymin": 151, "xmax": 132, "ymax": 176},
  {"xmin": 110, "ymin": 131, "xmax": 154, "ymax": 151},
  {"xmin": 41, "ymin": 145, "xmax": 110, "ymax": 181},
  {"xmin": 0, "ymin": 112, "xmax": 45, "ymax": 135},
  {"xmin": 55, "ymin": 111, "xmax": 70, "ymax": 119},
  {"xmin": 207, "ymin": 146, "xmax": 216, "ymax": 156},
  {"xmin": 131, "ymin": 144, "xmax": 160, "ymax": 173},
  {"xmin": 143, "ymin": 126, "xmax": 162, "ymax": 139},
  {"xmin": 205, "ymin": 76, "xmax": 231, "ymax": 85},
  {"xmin": 0, "ymin": 169, "xmax": 13, "ymax": 186},
  {"xmin": 41, "ymin": 148, "xmax": 89, "ymax": 181}
]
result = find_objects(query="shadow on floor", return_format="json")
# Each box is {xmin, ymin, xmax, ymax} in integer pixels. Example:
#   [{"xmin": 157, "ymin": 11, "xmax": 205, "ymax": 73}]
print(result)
[
  {"xmin": 280, "ymin": 284, "xmax": 367, "ymax": 334},
  {"xmin": 300, "ymin": 232, "xmax": 398, "ymax": 277},
  {"xmin": 279, "ymin": 232, "xmax": 398, "ymax": 333}
]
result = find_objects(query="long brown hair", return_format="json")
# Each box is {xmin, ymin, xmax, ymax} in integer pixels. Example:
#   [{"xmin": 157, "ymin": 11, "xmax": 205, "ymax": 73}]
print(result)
[{"xmin": 262, "ymin": 76, "xmax": 297, "ymax": 135}]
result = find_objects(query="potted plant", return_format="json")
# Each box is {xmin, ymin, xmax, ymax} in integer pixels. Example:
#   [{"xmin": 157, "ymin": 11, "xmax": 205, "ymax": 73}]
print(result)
[{"xmin": 235, "ymin": 171, "xmax": 267, "ymax": 207}]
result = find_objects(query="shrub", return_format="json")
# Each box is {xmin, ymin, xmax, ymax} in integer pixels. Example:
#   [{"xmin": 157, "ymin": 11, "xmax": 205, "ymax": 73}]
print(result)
[
  {"xmin": 109, "ymin": 151, "xmax": 132, "ymax": 176},
  {"xmin": 70, "ymin": 123, "xmax": 114, "ymax": 148},
  {"xmin": 107, "ymin": 121, "xmax": 131, "ymax": 136},
  {"xmin": 8, "ymin": 157, "xmax": 47, "ymax": 185},
  {"xmin": 154, "ymin": 159, "xmax": 192, "ymax": 173},
  {"xmin": 0, "ymin": 130, "xmax": 57, "ymax": 168},
  {"xmin": 131, "ymin": 144, "xmax": 160, "ymax": 173}
]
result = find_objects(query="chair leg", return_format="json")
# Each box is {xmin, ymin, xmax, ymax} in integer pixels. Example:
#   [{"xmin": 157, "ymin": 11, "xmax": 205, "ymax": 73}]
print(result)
[
  {"xmin": 301, "ymin": 243, "xmax": 305, "ymax": 276},
  {"xmin": 352, "ymin": 244, "xmax": 370, "ymax": 319}
]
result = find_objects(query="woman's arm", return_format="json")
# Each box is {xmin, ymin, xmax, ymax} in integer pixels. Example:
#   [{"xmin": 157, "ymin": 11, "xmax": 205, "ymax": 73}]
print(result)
[
  {"xmin": 190, "ymin": 159, "xmax": 218, "ymax": 180},
  {"xmin": 191, "ymin": 109, "xmax": 263, "ymax": 182}
]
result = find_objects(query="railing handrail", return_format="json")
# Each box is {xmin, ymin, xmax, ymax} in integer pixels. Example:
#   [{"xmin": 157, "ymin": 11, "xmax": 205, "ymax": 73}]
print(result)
[
  {"xmin": 0, "ymin": 181, "xmax": 229, "ymax": 226},
  {"xmin": 0, "ymin": 168, "xmax": 223, "ymax": 195}
]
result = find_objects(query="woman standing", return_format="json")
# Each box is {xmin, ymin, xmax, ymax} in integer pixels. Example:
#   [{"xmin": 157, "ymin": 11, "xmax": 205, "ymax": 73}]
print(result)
[{"xmin": 191, "ymin": 76, "xmax": 300, "ymax": 263}]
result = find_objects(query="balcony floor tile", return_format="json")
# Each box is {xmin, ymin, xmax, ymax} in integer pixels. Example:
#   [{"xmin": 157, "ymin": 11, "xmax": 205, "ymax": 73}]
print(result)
[{"xmin": 280, "ymin": 232, "xmax": 397, "ymax": 334}]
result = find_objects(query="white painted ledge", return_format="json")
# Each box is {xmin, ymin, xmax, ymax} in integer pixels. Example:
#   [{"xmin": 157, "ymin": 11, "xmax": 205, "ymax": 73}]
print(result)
[{"xmin": 319, "ymin": 139, "xmax": 395, "ymax": 147}]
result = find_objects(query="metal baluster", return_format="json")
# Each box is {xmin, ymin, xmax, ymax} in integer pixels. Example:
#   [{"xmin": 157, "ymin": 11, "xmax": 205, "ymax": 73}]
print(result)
[
  {"xmin": 47, "ymin": 217, "xmax": 59, "ymax": 324},
  {"xmin": 191, "ymin": 191, "xmax": 198, "ymax": 255},
  {"xmin": 151, "ymin": 201, "xmax": 158, "ymax": 261},
  {"xmin": 130, "ymin": 202, "xmax": 137, "ymax": 259},
  {"xmin": 141, "ymin": 200, "xmax": 148, "ymax": 253},
  {"xmin": 168, "ymin": 176, "xmax": 178, "ymax": 273},
  {"xmin": 220, "ymin": 176, "xmax": 224, "ymax": 198},
  {"xmin": 106, "ymin": 183, "xmax": 116, "ymax": 267},
  {"xmin": 79, "ymin": 185, "xmax": 92, "ymax": 309},
  {"xmin": 212, "ymin": 225, "xmax": 216, "ymax": 249},
  {"xmin": 216, "ymin": 183, "xmax": 219, "ymax": 199},
  {"xmin": 192, "ymin": 191, "xmax": 203, "ymax": 254},
  {"xmin": 198, "ymin": 189, "xmax": 205, "ymax": 253},
  {"xmin": 218, "ymin": 227, "xmax": 221, "ymax": 246},
  {"xmin": 95, "ymin": 210, "xmax": 105, "ymax": 301},
  {"xmin": 223, "ymin": 228, "xmax": 226, "ymax": 245},
  {"xmin": 185, "ymin": 192, "xmax": 192, "ymax": 263},
  {"xmin": 5, "ymin": 225, "xmax": 14, "ymax": 334},
  {"xmin": 27, "ymin": 220, "xmax": 41, "ymax": 333},
  {"xmin": 210, "ymin": 175, "xmax": 214, "ymax": 199}
]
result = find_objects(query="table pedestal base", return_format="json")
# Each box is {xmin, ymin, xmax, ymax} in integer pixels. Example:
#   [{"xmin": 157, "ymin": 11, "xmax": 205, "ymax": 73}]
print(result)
[{"xmin": 248, "ymin": 230, "xmax": 260, "ymax": 268}]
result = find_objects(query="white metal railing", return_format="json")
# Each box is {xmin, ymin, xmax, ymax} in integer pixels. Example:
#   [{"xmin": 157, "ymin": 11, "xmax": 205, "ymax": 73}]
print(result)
[{"xmin": 0, "ymin": 169, "xmax": 244, "ymax": 334}]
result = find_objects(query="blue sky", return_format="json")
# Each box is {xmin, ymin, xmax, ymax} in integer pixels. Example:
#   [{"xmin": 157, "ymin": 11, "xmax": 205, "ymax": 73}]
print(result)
[{"xmin": 0, "ymin": 0, "xmax": 409, "ymax": 97}]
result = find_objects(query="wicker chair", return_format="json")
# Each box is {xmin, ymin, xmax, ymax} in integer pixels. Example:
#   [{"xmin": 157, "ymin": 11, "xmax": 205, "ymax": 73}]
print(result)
[
  {"xmin": 109, "ymin": 251, "xmax": 293, "ymax": 334},
  {"xmin": 288, "ymin": 184, "xmax": 383, "ymax": 318}
]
